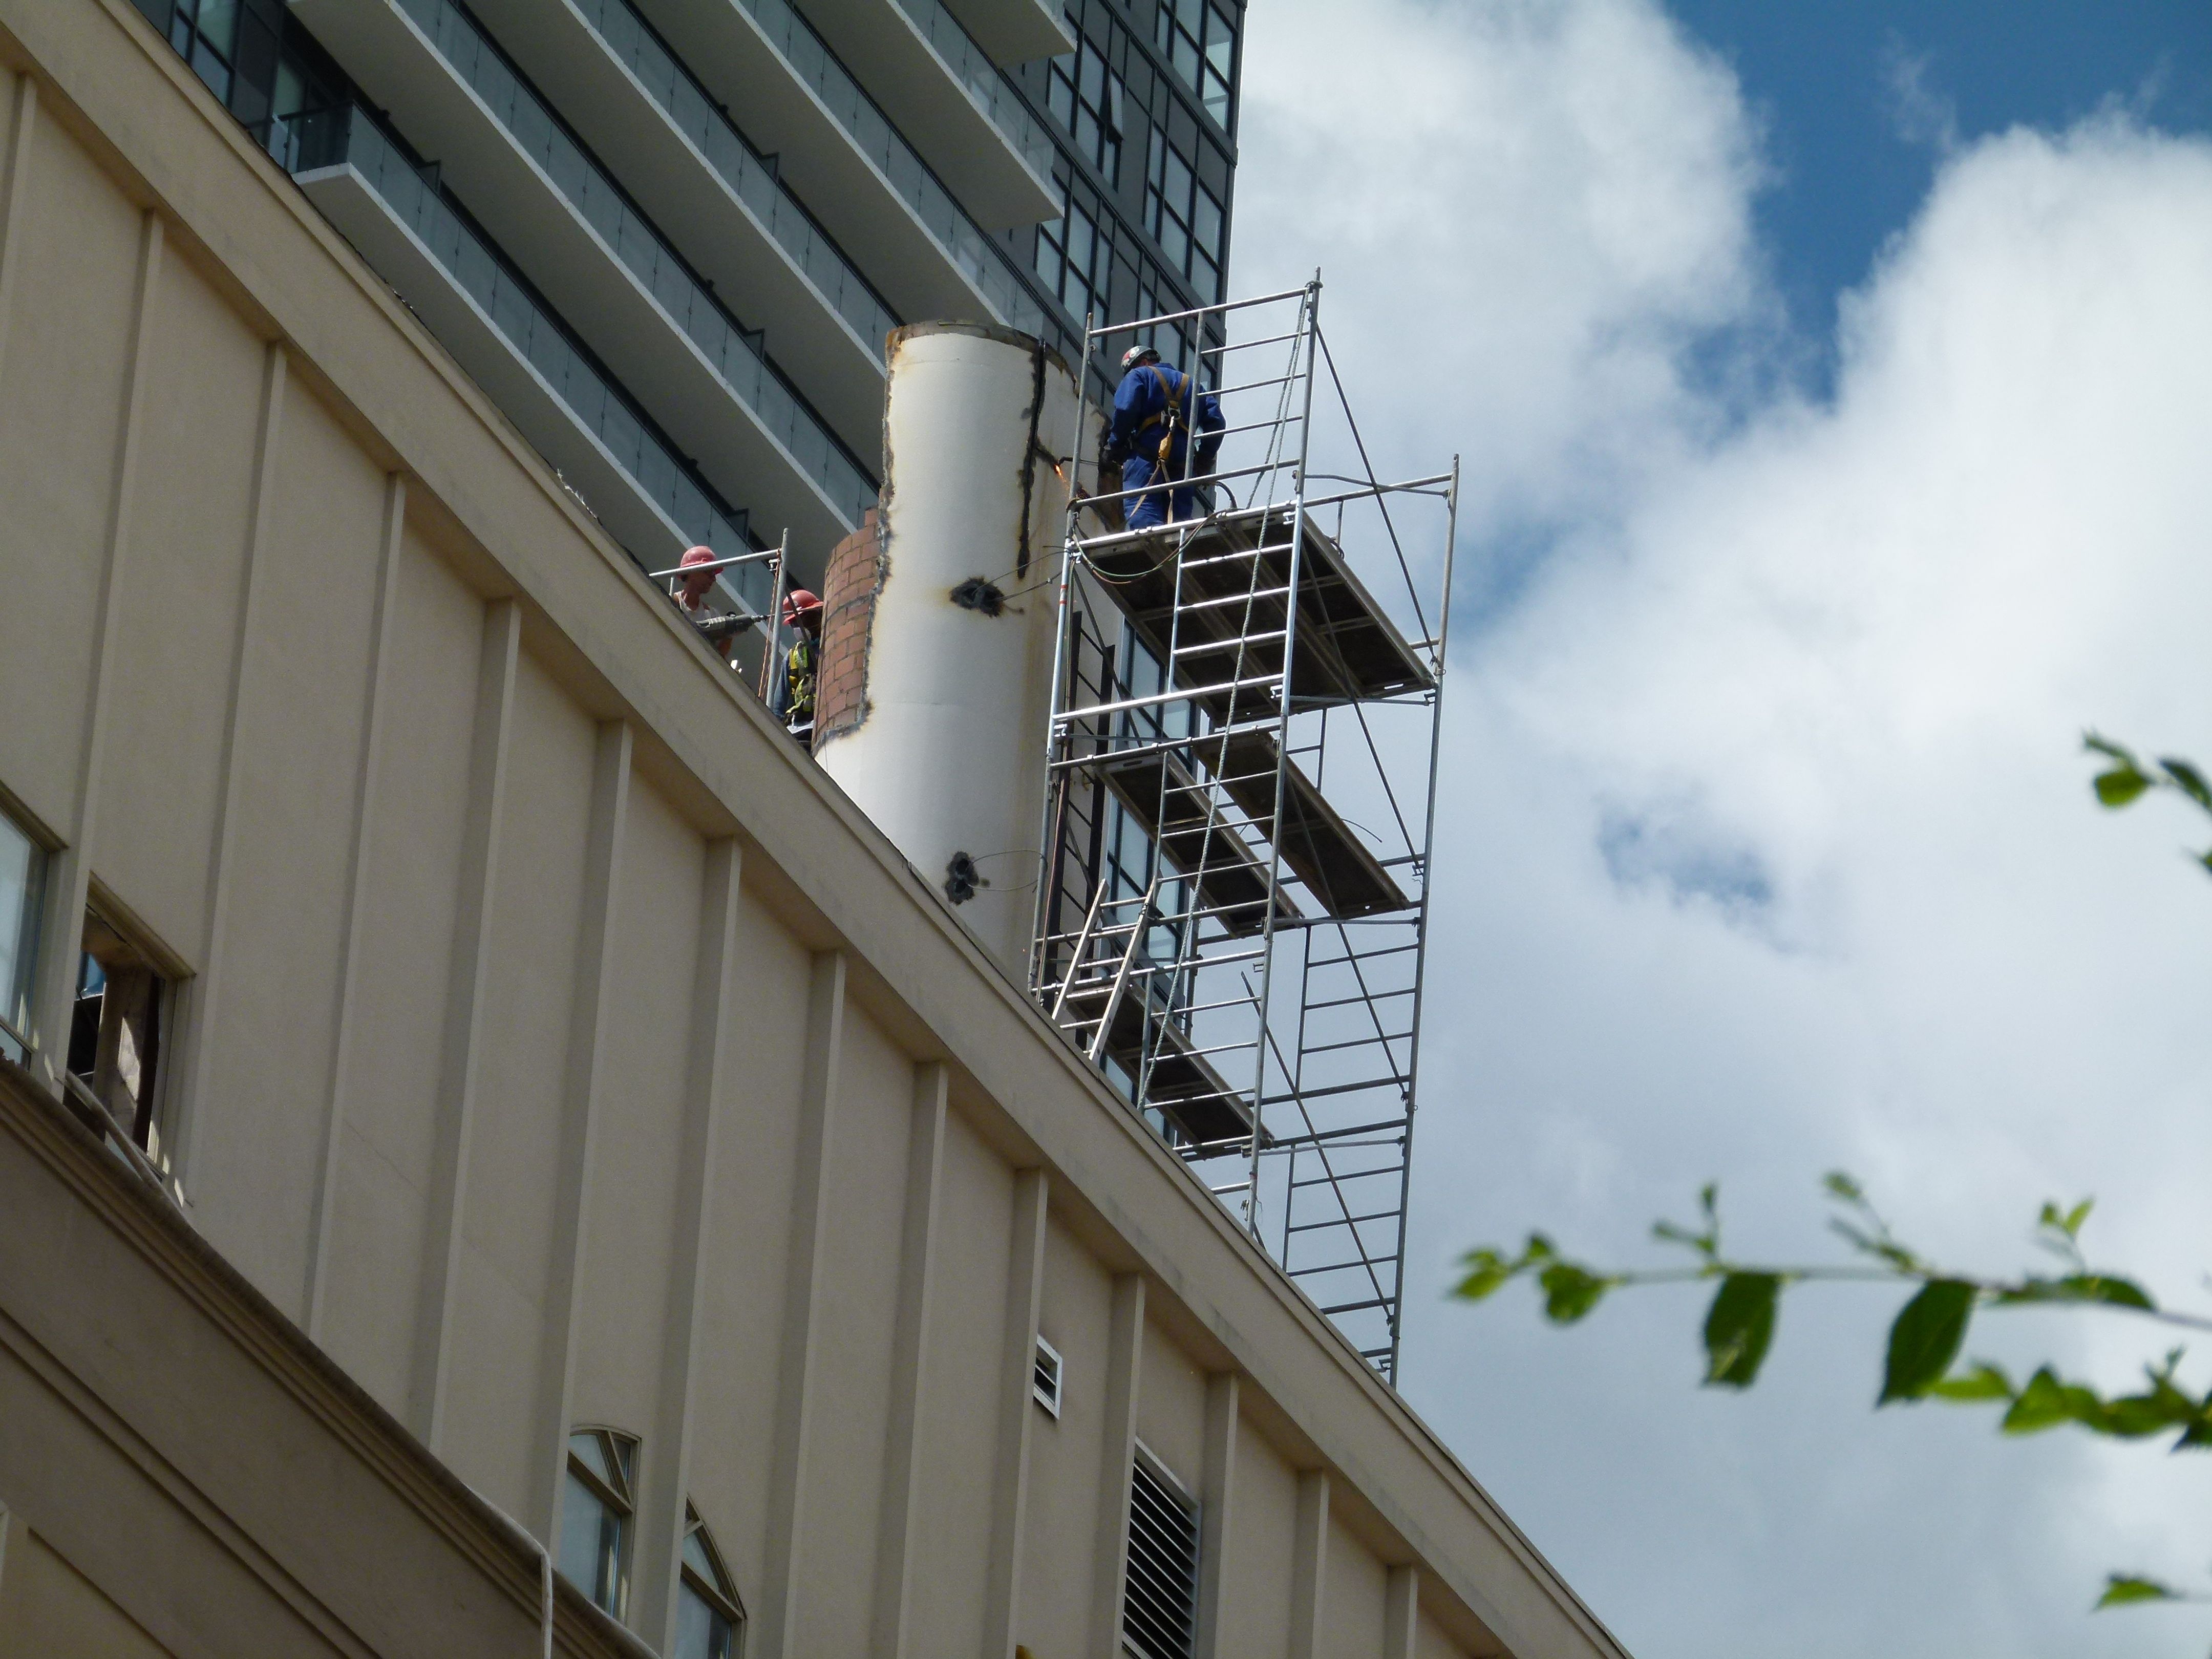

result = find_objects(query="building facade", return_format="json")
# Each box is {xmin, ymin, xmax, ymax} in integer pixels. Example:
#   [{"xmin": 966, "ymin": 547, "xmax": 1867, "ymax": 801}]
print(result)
[
  {"xmin": 0, "ymin": 1, "xmax": 1632, "ymax": 1657},
  {"xmin": 112, "ymin": 0, "xmax": 1234, "ymax": 631}
]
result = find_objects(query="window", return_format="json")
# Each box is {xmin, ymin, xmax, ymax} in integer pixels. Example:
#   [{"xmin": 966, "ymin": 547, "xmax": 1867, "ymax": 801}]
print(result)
[
  {"xmin": 1047, "ymin": 32, "xmax": 1128, "ymax": 183},
  {"xmin": 0, "ymin": 805, "xmax": 45, "ymax": 1066},
  {"xmin": 1123, "ymin": 1445, "xmax": 1199, "ymax": 1659},
  {"xmin": 1145, "ymin": 131, "xmax": 1226, "ymax": 302},
  {"xmin": 1033, "ymin": 1334, "xmax": 1064, "ymax": 1417},
  {"xmin": 561, "ymin": 1429, "xmax": 638, "ymax": 1620},
  {"xmin": 676, "ymin": 1506, "xmax": 745, "ymax": 1659},
  {"xmin": 68, "ymin": 904, "xmax": 172, "ymax": 1155},
  {"xmin": 1153, "ymin": 0, "xmax": 1236, "ymax": 130},
  {"xmin": 1035, "ymin": 181, "xmax": 1109, "ymax": 324}
]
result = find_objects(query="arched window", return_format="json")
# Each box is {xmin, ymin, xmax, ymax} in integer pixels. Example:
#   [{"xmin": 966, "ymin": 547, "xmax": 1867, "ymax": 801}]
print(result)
[
  {"xmin": 560, "ymin": 1429, "xmax": 638, "ymax": 1619},
  {"xmin": 677, "ymin": 1505, "xmax": 746, "ymax": 1659}
]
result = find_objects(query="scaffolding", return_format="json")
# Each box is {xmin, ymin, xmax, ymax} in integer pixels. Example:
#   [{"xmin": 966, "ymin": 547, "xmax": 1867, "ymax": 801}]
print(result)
[{"xmin": 1029, "ymin": 279, "xmax": 1457, "ymax": 1382}]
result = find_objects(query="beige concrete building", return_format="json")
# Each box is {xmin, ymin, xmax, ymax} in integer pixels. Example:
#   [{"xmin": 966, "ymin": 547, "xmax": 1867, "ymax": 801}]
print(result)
[{"xmin": 0, "ymin": 2, "xmax": 1629, "ymax": 1656}]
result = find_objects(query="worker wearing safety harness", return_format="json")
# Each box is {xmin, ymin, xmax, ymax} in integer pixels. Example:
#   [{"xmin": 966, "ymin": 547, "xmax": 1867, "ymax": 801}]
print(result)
[
  {"xmin": 1104, "ymin": 343, "xmax": 1225, "ymax": 531},
  {"xmin": 775, "ymin": 586, "xmax": 824, "ymax": 741}
]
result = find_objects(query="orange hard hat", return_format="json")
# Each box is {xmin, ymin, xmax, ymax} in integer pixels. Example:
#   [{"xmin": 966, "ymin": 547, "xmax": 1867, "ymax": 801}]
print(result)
[
  {"xmin": 677, "ymin": 545, "xmax": 718, "ymax": 603},
  {"xmin": 782, "ymin": 587, "xmax": 822, "ymax": 626}
]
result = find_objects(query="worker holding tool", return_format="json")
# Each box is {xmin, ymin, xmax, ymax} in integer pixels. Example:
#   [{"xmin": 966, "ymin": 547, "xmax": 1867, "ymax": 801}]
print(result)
[
  {"xmin": 674, "ymin": 545, "xmax": 758, "ymax": 661},
  {"xmin": 1104, "ymin": 344, "xmax": 1224, "ymax": 531},
  {"xmin": 775, "ymin": 586, "xmax": 824, "ymax": 740}
]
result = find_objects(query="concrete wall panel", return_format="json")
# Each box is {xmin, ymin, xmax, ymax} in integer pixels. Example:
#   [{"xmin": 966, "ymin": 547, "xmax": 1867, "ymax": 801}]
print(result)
[
  {"xmin": 797, "ymin": 1003, "xmax": 911, "ymax": 1655},
  {"xmin": 574, "ymin": 776, "xmax": 701, "ymax": 1447},
  {"xmin": 190, "ymin": 380, "xmax": 388, "ymax": 1319},
  {"xmin": 690, "ymin": 883, "xmax": 811, "ymax": 1607},
  {"xmin": 1224, "ymin": 1416, "xmax": 1296, "ymax": 1659},
  {"xmin": 0, "ymin": 1525, "xmax": 168, "ymax": 1659},
  {"xmin": 97, "ymin": 244, "xmax": 265, "ymax": 964},
  {"xmin": 1139, "ymin": 1320, "xmax": 1207, "ymax": 1497},
  {"xmin": 1018, "ymin": 1213, "xmax": 1114, "ymax": 1658},
  {"xmin": 0, "ymin": 92, "xmax": 139, "ymax": 831},
  {"xmin": 444, "ymin": 648, "xmax": 597, "ymax": 1510},
  {"xmin": 321, "ymin": 526, "xmax": 485, "ymax": 1413},
  {"xmin": 1325, "ymin": 1517, "xmax": 1388, "ymax": 1659},
  {"xmin": 1418, "ymin": 1606, "xmax": 1470, "ymax": 1659},
  {"xmin": 907, "ymin": 1106, "xmax": 1012, "ymax": 1657}
]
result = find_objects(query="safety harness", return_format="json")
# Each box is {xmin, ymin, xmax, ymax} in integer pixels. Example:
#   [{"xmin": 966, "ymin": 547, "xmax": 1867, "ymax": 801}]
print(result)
[{"xmin": 1133, "ymin": 364, "xmax": 1186, "ymax": 471}]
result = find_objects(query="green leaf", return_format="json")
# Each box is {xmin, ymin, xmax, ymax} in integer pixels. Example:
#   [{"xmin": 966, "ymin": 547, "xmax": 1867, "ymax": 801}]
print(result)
[
  {"xmin": 2157, "ymin": 757, "xmax": 2211, "ymax": 810},
  {"xmin": 1998, "ymin": 1273, "xmax": 2156, "ymax": 1312},
  {"xmin": 2002, "ymin": 1367, "xmax": 2110, "ymax": 1436},
  {"xmin": 1703, "ymin": 1273, "xmax": 1780, "ymax": 1388},
  {"xmin": 2096, "ymin": 1574, "xmax": 2180, "ymax": 1609},
  {"xmin": 1881, "ymin": 1280, "xmax": 1976, "ymax": 1404},
  {"xmin": 1929, "ymin": 1362, "xmax": 2014, "ymax": 1403},
  {"xmin": 1453, "ymin": 1248, "xmax": 1516, "ymax": 1302},
  {"xmin": 2063, "ymin": 1198, "xmax": 2094, "ymax": 1237},
  {"xmin": 1822, "ymin": 1171, "xmax": 1864, "ymax": 1203},
  {"xmin": 2094, "ymin": 766, "xmax": 2152, "ymax": 807},
  {"xmin": 2068, "ymin": 1273, "xmax": 2153, "ymax": 1310},
  {"xmin": 1537, "ymin": 1262, "xmax": 1613, "ymax": 1324},
  {"xmin": 2098, "ymin": 1392, "xmax": 2194, "ymax": 1439}
]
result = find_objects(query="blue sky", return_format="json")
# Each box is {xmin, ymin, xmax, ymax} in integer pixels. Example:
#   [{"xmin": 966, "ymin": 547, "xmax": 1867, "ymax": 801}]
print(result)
[
  {"xmin": 1677, "ymin": 0, "xmax": 2212, "ymax": 376},
  {"xmin": 1236, "ymin": 4, "xmax": 2212, "ymax": 1654}
]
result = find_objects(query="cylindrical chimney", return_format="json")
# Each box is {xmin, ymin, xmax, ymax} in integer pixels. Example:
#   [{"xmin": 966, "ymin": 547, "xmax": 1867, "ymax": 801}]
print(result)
[{"xmin": 815, "ymin": 323, "xmax": 1080, "ymax": 980}]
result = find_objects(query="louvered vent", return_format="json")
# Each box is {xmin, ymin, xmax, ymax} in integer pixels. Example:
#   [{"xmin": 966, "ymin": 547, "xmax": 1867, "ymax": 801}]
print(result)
[
  {"xmin": 1033, "ymin": 1334, "xmax": 1064, "ymax": 1417},
  {"xmin": 1122, "ymin": 1450, "xmax": 1199, "ymax": 1659}
]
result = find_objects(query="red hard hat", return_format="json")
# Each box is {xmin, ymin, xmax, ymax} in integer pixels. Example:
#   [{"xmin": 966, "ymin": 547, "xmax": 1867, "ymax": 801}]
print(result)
[
  {"xmin": 677, "ymin": 545, "xmax": 718, "ymax": 603},
  {"xmin": 782, "ymin": 587, "xmax": 822, "ymax": 626}
]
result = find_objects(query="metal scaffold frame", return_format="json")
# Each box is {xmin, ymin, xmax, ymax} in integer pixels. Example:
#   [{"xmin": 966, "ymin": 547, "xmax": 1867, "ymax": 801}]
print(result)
[{"xmin": 1028, "ymin": 277, "xmax": 1458, "ymax": 1381}]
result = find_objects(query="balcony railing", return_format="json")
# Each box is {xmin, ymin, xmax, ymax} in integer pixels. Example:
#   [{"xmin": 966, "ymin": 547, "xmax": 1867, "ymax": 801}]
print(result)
[
  {"xmin": 571, "ymin": 0, "xmax": 900, "ymax": 367},
  {"xmin": 291, "ymin": 104, "xmax": 770, "ymax": 609},
  {"xmin": 883, "ymin": 0, "xmax": 1057, "ymax": 183},
  {"xmin": 390, "ymin": 0, "xmax": 877, "ymax": 528},
  {"xmin": 730, "ymin": 0, "xmax": 1049, "ymax": 341}
]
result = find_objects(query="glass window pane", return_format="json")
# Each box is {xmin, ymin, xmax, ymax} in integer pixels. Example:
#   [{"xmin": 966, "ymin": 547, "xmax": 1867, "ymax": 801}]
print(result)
[
  {"xmin": 559, "ymin": 1471, "xmax": 607, "ymax": 1597},
  {"xmin": 676, "ymin": 1581, "xmax": 734, "ymax": 1659},
  {"xmin": 569, "ymin": 1429, "xmax": 612, "ymax": 1484},
  {"xmin": 0, "ymin": 819, "xmax": 40, "ymax": 1056},
  {"xmin": 195, "ymin": 0, "xmax": 240, "ymax": 56}
]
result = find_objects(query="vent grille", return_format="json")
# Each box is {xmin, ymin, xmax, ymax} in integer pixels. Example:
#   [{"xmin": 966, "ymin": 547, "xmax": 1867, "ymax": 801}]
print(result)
[
  {"xmin": 1123, "ymin": 1453, "xmax": 1199, "ymax": 1659},
  {"xmin": 1033, "ymin": 1335, "xmax": 1064, "ymax": 1417}
]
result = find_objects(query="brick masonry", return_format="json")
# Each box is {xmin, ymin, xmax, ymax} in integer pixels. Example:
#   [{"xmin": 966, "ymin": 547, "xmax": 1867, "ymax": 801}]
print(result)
[{"xmin": 813, "ymin": 505, "xmax": 884, "ymax": 753}]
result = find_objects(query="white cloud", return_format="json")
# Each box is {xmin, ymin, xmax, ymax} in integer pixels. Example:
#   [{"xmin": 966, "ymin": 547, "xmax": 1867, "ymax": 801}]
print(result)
[
  {"xmin": 1236, "ymin": 4, "xmax": 2212, "ymax": 1655},
  {"xmin": 1234, "ymin": 0, "xmax": 1775, "ymax": 552}
]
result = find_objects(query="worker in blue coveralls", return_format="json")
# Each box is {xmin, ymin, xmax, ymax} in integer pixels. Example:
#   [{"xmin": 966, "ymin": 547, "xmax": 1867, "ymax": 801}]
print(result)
[{"xmin": 1105, "ymin": 343, "xmax": 1225, "ymax": 531}]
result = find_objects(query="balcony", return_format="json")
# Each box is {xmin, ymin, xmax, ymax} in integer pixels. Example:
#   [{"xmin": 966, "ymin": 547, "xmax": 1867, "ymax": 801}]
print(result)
[
  {"xmin": 631, "ymin": 0, "xmax": 1050, "ymax": 337},
  {"xmin": 462, "ymin": 0, "xmax": 895, "ymax": 457},
  {"xmin": 293, "ymin": 0, "xmax": 874, "ymax": 562},
  {"xmin": 935, "ymin": 0, "xmax": 1072, "ymax": 67},
  {"xmin": 795, "ymin": 0, "xmax": 1058, "ymax": 228},
  {"xmin": 291, "ymin": 107, "xmax": 767, "ymax": 613}
]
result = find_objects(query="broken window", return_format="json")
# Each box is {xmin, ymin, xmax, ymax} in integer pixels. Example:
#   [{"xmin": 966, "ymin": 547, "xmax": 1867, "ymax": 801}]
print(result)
[
  {"xmin": 0, "ymin": 804, "xmax": 44, "ymax": 1066},
  {"xmin": 561, "ymin": 1428, "xmax": 637, "ymax": 1621},
  {"xmin": 67, "ymin": 904, "xmax": 171, "ymax": 1156}
]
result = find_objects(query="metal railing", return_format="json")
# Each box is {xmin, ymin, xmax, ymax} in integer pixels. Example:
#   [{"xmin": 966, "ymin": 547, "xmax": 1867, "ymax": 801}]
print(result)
[
  {"xmin": 572, "ymin": 0, "xmax": 902, "ymax": 365},
  {"xmin": 391, "ymin": 0, "xmax": 876, "ymax": 527},
  {"xmin": 295, "ymin": 105, "xmax": 768, "ymax": 612},
  {"xmin": 729, "ymin": 0, "xmax": 1052, "ymax": 342},
  {"xmin": 882, "ymin": 0, "xmax": 1057, "ymax": 183}
]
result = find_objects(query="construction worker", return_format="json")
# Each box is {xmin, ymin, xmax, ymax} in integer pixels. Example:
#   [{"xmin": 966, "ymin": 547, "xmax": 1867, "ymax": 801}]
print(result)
[
  {"xmin": 674, "ymin": 545, "xmax": 756, "ymax": 660},
  {"xmin": 1105, "ymin": 343, "xmax": 1224, "ymax": 531},
  {"xmin": 776, "ymin": 587, "xmax": 824, "ymax": 738}
]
